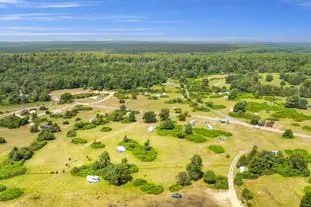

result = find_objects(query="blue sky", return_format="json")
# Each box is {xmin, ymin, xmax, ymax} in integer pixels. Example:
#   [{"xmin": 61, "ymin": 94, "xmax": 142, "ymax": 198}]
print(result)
[{"xmin": 0, "ymin": 0, "xmax": 311, "ymax": 42}]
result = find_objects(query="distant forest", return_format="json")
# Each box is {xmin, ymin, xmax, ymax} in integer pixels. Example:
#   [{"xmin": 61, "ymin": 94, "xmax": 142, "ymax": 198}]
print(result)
[
  {"xmin": 0, "ymin": 52, "xmax": 311, "ymax": 105},
  {"xmin": 0, "ymin": 42, "xmax": 311, "ymax": 53}
]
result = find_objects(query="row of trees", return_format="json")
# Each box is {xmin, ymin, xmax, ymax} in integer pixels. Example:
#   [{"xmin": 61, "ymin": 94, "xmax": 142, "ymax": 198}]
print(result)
[{"xmin": 1, "ymin": 53, "xmax": 311, "ymax": 105}]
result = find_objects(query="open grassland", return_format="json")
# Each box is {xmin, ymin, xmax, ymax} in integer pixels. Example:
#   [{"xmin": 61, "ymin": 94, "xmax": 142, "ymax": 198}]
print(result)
[{"xmin": 0, "ymin": 87, "xmax": 311, "ymax": 207}]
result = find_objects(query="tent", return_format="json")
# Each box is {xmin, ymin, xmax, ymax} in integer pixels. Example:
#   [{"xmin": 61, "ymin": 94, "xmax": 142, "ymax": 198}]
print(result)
[
  {"xmin": 116, "ymin": 146, "xmax": 126, "ymax": 153},
  {"xmin": 86, "ymin": 175, "xmax": 100, "ymax": 183}
]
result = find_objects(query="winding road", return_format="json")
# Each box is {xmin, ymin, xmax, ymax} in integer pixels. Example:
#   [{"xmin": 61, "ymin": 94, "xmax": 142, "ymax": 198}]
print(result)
[{"xmin": 228, "ymin": 151, "xmax": 246, "ymax": 207}]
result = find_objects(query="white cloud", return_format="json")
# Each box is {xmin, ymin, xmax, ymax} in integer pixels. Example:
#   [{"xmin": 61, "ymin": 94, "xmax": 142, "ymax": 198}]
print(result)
[
  {"xmin": 0, "ymin": 1, "xmax": 97, "ymax": 8},
  {"xmin": 0, "ymin": 13, "xmax": 72, "ymax": 21}
]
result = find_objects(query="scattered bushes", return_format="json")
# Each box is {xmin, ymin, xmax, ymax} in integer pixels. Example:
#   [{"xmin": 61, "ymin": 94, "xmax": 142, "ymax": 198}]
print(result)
[
  {"xmin": 72, "ymin": 138, "xmax": 88, "ymax": 144},
  {"xmin": 208, "ymin": 145, "xmax": 225, "ymax": 154},
  {"xmin": 9, "ymin": 147, "xmax": 33, "ymax": 161},
  {"xmin": 272, "ymin": 109, "xmax": 311, "ymax": 122},
  {"xmin": 0, "ymin": 187, "xmax": 24, "ymax": 201},
  {"xmin": 29, "ymin": 141, "xmax": 47, "ymax": 151},
  {"xmin": 0, "ymin": 137, "xmax": 7, "ymax": 144},
  {"xmin": 169, "ymin": 184, "xmax": 183, "ymax": 192},
  {"xmin": 185, "ymin": 134, "xmax": 207, "ymax": 143},
  {"xmin": 229, "ymin": 111, "xmax": 260, "ymax": 120},
  {"xmin": 0, "ymin": 161, "xmax": 27, "ymax": 180},
  {"xmin": 203, "ymin": 170, "xmax": 228, "ymax": 190},
  {"xmin": 119, "ymin": 138, "xmax": 157, "ymax": 162},
  {"xmin": 38, "ymin": 130, "xmax": 55, "ymax": 141},
  {"xmin": 90, "ymin": 141, "xmax": 105, "ymax": 149},
  {"xmin": 0, "ymin": 115, "xmax": 29, "ymax": 129},
  {"xmin": 101, "ymin": 126, "xmax": 112, "ymax": 132}
]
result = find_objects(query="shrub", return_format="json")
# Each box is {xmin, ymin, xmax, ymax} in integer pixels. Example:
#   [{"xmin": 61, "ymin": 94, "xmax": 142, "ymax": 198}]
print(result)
[
  {"xmin": 212, "ymin": 176, "xmax": 228, "ymax": 190},
  {"xmin": 0, "ymin": 161, "xmax": 27, "ymax": 180},
  {"xmin": 283, "ymin": 129, "xmax": 294, "ymax": 139},
  {"xmin": 169, "ymin": 184, "xmax": 183, "ymax": 192},
  {"xmin": 63, "ymin": 121, "xmax": 70, "ymax": 125},
  {"xmin": 119, "ymin": 99, "xmax": 126, "ymax": 104},
  {"xmin": 292, "ymin": 123, "xmax": 301, "ymax": 127},
  {"xmin": 203, "ymin": 170, "xmax": 217, "ymax": 184},
  {"xmin": 0, "ymin": 187, "xmax": 24, "ymax": 201},
  {"xmin": 185, "ymin": 134, "xmax": 207, "ymax": 143},
  {"xmin": 305, "ymin": 186, "xmax": 311, "ymax": 194},
  {"xmin": 90, "ymin": 141, "xmax": 105, "ymax": 149},
  {"xmin": 38, "ymin": 130, "xmax": 55, "ymax": 141},
  {"xmin": 234, "ymin": 174, "xmax": 244, "ymax": 186},
  {"xmin": 0, "ymin": 137, "xmax": 7, "ymax": 144},
  {"xmin": 193, "ymin": 128, "xmax": 232, "ymax": 137},
  {"xmin": 29, "ymin": 141, "xmax": 47, "ymax": 151},
  {"xmin": 303, "ymin": 126, "xmax": 311, "ymax": 131},
  {"xmin": 242, "ymin": 188, "xmax": 254, "ymax": 201},
  {"xmin": 9, "ymin": 147, "xmax": 33, "ymax": 161},
  {"xmin": 134, "ymin": 179, "xmax": 147, "ymax": 187},
  {"xmin": 308, "ymin": 177, "xmax": 311, "ymax": 184},
  {"xmin": 0, "ymin": 185, "xmax": 6, "ymax": 192},
  {"xmin": 208, "ymin": 145, "xmax": 225, "ymax": 154},
  {"xmin": 176, "ymin": 171, "xmax": 192, "ymax": 186},
  {"xmin": 174, "ymin": 108, "xmax": 182, "ymax": 114},
  {"xmin": 140, "ymin": 183, "xmax": 164, "ymax": 195},
  {"xmin": 72, "ymin": 138, "xmax": 88, "ymax": 144},
  {"xmin": 128, "ymin": 164, "xmax": 139, "ymax": 174},
  {"xmin": 101, "ymin": 126, "xmax": 112, "ymax": 132},
  {"xmin": 66, "ymin": 130, "xmax": 77, "ymax": 138}
]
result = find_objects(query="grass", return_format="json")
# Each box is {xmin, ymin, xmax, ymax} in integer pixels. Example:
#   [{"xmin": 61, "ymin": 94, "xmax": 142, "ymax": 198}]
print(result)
[
  {"xmin": 0, "ymin": 87, "xmax": 310, "ymax": 206},
  {"xmin": 208, "ymin": 145, "xmax": 225, "ymax": 154}
]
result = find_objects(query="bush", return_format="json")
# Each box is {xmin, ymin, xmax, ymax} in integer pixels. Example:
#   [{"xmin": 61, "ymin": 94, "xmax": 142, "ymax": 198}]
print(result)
[
  {"xmin": 0, "ymin": 187, "xmax": 24, "ymax": 201},
  {"xmin": 101, "ymin": 126, "xmax": 112, "ymax": 132},
  {"xmin": 0, "ymin": 115, "xmax": 29, "ymax": 129},
  {"xmin": 185, "ymin": 134, "xmax": 207, "ymax": 143},
  {"xmin": 169, "ymin": 184, "xmax": 183, "ymax": 192},
  {"xmin": 29, "ymin": 141, "xmax": 47, "ymax": 151},
  {"xmin": 63, "ymin": 121, "xmax": 70, "ymax": 125},
  {"xmin": 66, "ymin": 130, "xmax": 77, "ymax": 138},
  {"xmin": 193, "ymin": 128, "xmax": 232, "ymax": 137},
  {"xmin": 0, "ymin": 137, "xmax": 7, "ymax": 144},
  {"xmin": 128, "ymin": 164, "xmax": 139, "ymax": 174},
  {"xmin": 208, "ymin": 145, "xmax": 225, "ymax": 154},
  {"xmin": 234, "ymin": 174, "xmax": 244, "ymax": 186},
  {"xmin": 308, "ymin": 177, "xmax": 311, "ymax": 184},
  {"xmin": 72, "ymin": 138, "xmax": 88, "ymax": 144},
  {"xmin": 242, "ymin": 188, "xmax": 254, "ymax": 201},
  {"xmin": 0, "ymin": 185, "xmax": 6, "ymax": 192},
  {"xmin": 203, "ymin": 170, "xmax": 217, "ymax": 184},
  {"xmin": 0, "ymin": 161, "xmax": 27, "ymax": 180},
  {"xmin": 305, "ymin": 186, "xmax": 311, "ymax": 194},
  {"xmin": 38, "ymin": 130, "xmax": 55, "ymax": 141},
  {"xmin": 133, "ymin": 179, "xmax": 147, "ymax": 187},
  {"xmin": 303, "ymin": 126, "xmax": 311, "ymax": 131},
  {"xmin": 90, "ymin": 141, "xmax": 105, "ymax": 149},
  {"xmin": 283, "ymin": 129, "xmax": 294, "ymax": 139},
  {"xmin": 140, "ymin": 183, "xmax": 164, "ymax": 195}
]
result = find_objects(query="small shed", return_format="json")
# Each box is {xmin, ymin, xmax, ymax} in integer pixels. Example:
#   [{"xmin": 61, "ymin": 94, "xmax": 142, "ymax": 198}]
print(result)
[
  {"xmin": 86, "ymin": 175, "xmax": 100, "ymax": 183},
  {"xmin": 116, "ymin": 146, "xmax": 126, "ymax": 153},
  {"xmin": 148, "ymin": 126, "xmax": 155, "ymax": 132}
]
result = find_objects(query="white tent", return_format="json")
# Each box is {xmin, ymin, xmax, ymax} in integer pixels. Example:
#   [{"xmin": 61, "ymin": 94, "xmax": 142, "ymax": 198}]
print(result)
[
  {"xmin": 116, "ymin": 146, "xmax": 126, "ymax": 153},
  {"xmin": 148, "ymin": 126, "xmax": 154, "ymax": 132}
]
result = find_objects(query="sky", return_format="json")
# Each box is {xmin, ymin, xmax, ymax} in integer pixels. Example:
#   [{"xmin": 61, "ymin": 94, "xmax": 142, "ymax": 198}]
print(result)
[{"xmin": 0, "ymin": 0, "xmax": 311, "ymax": 42}]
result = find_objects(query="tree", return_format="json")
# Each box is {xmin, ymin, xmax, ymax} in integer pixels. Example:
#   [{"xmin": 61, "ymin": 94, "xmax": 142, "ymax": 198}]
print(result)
[
  {"xmin": 103, "ymin": 164, "xmax": 133, "ymax": 186},
  {"xmin": 285, "ymin": 95, "xmax": 308, "ymax": 109},
  {"xmin": 159, "ymin": 108, "xmax": 170, "ymax": 121},
  {"xmin": 228, "ymin": 89, "xmax": 238, "ymax": 100},
  {"xmin": 184, "ymin": 124, "xmax": 193, "ymax": 135},
  {"xmin": 289, "ymin": 154, "xmax": 308, "ymax": 171},
  {"xmin": 30, "ymin": 124, "xmax": 39, "ymax": 133},
  {"xmin": 186, "ymin": 154, "xmax": 203, "ymax": 181},
  {"xmin": 92, "ymin": 151, "xmax": 111, "ymax": 170},
  {"xmin": 59, "ymin": 93, "xmax": 73, "ymax": 104},
  {"xmin": 301, "ymin": 192, "xmax": 311, "ymax": 207},
  {"xmin": 38, "ymin": 130, "xmax": 55, "ymax": 141},
  {"xmin": 266, "ymin": 74, "xmax": 273, "ymax": 82},
  {"xmin": 121, "ymin": 157, "xmax": 128, "ymax": 165},
  {"xmin": 120, "ymin": 105, "xmax": 126, "ymax": 111},
  {"xmin": 143, "ymin": 111, "xmax": 157, "ymax": 123},
  {"xmin": 178, "ymin": 113, "xmax": 186, "ymax": 121},
  {"xmin": 234, "ymin": 102, "xmax": 247, "ymax": 112},
  {"xmin": 0, "ymin": 137, "xmax": 7, "ymax": 144},
  {"xmin": 143, "ymin": 140, "xmax": 151, "ymax": 151},
  {"xmin": 203, "ymin": 170, "xmax": 217, "ymax": 184},
  {"xmin": 128, "ymin": 112, "xmax": 136, "ymax": 122},
  {"xmin": 250, "ymin": 117, "xmax": 259, "ymax": 125},
  {"xmin": 283, "ymin": 129, "xmax": 294, "ymax": 139},
  {"xmin": 160, "ymin": 119, "xmax": 174, "ymax": 130},
  {"xmin": 176, "ymin": 171, "xmax": 192, "ymax": 186},
  {"xmin": 131, "ymin": 93, "xmax": 138, "ymax": 100}
]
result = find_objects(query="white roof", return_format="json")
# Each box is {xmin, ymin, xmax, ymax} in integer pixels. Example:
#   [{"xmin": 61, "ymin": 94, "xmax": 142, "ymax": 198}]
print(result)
[{"xmin": 239, "ymin": 167, "xmax": 246, "ymax": 173}]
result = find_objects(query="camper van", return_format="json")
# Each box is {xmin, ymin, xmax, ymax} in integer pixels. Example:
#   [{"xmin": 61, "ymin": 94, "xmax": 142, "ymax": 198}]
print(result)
[{"xmin": 86, "ymin": 175, "xmax": 100, "ymax": 183}]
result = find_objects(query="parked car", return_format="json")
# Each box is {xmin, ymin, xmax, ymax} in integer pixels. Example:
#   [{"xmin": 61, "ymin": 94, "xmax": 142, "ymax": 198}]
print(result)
[{"xmin": 172, "ymin": 193, "xmax": 182, "ymax": 199}]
